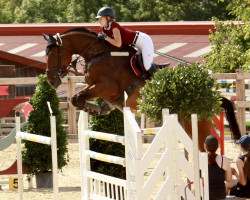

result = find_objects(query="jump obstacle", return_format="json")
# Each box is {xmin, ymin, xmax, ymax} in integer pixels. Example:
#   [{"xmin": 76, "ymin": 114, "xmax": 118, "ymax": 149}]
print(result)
[
  {"xmin": 15, "ymin": 111, "xmax": 59, "ymax": 200},
  {"xmin": 141, "ymin": 112, "xmax": 225, "ymax": 155},
  {"xmin": 78, "ymin": 107, "xmax": 209, "ymax": 200}
]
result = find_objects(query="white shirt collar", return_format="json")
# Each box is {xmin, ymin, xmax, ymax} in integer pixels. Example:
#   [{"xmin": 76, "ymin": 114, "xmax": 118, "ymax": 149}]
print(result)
[{"xmin": 104, "ymin": 22, "xmax": 112, "ymax": 30}]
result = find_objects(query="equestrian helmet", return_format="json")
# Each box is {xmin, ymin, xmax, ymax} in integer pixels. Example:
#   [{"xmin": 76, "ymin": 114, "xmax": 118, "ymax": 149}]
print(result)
[{"xmin": 96, "ymin": 7, "xmax": 115, "ymax": 18}]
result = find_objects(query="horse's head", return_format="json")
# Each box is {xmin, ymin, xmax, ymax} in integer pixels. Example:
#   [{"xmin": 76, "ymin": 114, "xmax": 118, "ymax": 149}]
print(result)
[{"xmin": 43, "ymin": 33, "xmax": 72, "ymax": 88}]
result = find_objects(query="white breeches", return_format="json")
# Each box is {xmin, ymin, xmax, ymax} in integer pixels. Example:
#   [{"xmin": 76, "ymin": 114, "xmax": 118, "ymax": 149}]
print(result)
[{"xmin": 134, "ymin": 32, "xmax": 154, "ymax": 71}]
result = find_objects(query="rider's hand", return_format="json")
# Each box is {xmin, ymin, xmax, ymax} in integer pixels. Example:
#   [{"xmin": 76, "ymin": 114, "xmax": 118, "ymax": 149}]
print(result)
[
  {"xmin": 97, "ymin": 33, "xmax": 108, "ymax": 40},
  {"xmin": 231, "ymin": 167, "xmax": 237, "ymax": 175}
]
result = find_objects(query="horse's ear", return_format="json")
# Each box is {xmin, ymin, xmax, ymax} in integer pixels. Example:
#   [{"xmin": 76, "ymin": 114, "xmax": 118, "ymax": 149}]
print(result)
[
  {"xmin": 42, "ymin": 33, "xmax": 50, "ymax": 41},
  {"xmin": 48, "ymin": 34, "xmax": 57, "ymax": 43}
]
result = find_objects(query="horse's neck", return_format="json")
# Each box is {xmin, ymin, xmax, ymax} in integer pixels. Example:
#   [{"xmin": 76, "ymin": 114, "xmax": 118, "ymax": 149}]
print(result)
[{"xmin": 63, "ymin": 34, "xmax": 100, "ymax": 59}]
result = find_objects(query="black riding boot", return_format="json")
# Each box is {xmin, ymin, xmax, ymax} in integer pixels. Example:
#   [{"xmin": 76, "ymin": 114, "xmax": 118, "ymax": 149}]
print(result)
[{"xmin": 147, "ymin": 64, "xmax": 158, "ymax": 76}]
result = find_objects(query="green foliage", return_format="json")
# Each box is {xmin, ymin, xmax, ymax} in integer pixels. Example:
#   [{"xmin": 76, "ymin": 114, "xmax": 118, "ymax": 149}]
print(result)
[
  {"xmin": 138, "ymin": 62, "xmax": 222, "ymax": 123},
  {"xmin": 89, "ymin": 99, "xmax": 125, "ymax": 179},
  {"xmin": 0, "ymin": 0, "xmax": 22, "ymax": 23},
  {"xmin": 0, "ymin": 0, "xmax": 234, "ymax": 24},
  {"xmin": 14, "ymin": 0, "xmax": 64, "ymax": 23},
  {"xmin": 22, "ymin": 74, "xmax": 68, "ymax": 175},
  {"xmin": 153, "ymin": 0, "xmax": 234, "ymax": 21},
  {"xmin": 226, "ymin": 0, "xmax": 250, "ymax": 22},
  {"xmin": 204, "ymin": 0, "xmax": 250, "ymax": 73}
]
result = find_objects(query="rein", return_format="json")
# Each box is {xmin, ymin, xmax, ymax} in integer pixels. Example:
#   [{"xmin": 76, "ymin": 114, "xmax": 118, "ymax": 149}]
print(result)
[{"xmin": 45, "ymin": 33, "xmax": 98, "ymax": 78}]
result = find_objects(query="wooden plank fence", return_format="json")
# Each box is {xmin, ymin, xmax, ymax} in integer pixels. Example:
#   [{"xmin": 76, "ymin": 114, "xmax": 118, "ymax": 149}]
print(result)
[
  {"xmin": 0, "ymin": 76, "xmax": 85, "ymax": 135},
  {"xmin": 212, "ymin": 70, "xmax": 250, "ymax": 135}
]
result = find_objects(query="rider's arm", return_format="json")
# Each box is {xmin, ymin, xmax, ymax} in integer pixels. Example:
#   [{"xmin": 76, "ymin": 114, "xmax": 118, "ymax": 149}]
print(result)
[
  {"xmin": 236, "ymin": 158, "xmax": 247, "ymax": 186},
  {"xmin": 105, "ymin": 28, "xmax": 122, "ymax": 47}
]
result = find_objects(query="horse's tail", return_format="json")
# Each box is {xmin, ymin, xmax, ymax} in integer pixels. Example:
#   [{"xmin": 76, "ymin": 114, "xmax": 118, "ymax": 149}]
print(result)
[{"xmin": 220, "ymin": 97, "xmax": 241, "ymax": 141}]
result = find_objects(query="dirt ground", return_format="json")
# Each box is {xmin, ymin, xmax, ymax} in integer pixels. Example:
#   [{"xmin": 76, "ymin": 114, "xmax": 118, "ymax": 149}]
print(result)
[{"xmin": 0, "ymin": 135, "xmax": 241, "ymax": 200}]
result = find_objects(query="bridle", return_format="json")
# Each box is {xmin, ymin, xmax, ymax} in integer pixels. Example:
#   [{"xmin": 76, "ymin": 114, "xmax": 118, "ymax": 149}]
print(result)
[{"xmin": 45, "ymin": 33, "xmax": 98, "ymax": 78}]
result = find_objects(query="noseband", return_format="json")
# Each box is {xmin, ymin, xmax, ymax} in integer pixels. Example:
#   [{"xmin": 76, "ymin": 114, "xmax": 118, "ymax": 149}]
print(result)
[{"xmin": 45, "ymin": 33, "xmax": 97, "ymax": 78}]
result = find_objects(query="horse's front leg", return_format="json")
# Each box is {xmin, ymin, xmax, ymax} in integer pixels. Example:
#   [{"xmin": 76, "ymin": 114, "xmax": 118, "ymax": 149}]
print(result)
[
  {"xmin": 71, "ymin": 84, "xmax": 116, "ymax": 115},
  {"xmin": 71, "ymin": 85, "xmax": 90, "ymax": 109}
]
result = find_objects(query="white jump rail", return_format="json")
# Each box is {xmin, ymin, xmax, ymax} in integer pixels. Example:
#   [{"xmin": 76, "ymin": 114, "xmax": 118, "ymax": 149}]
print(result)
[
  {"xmin": 79, "ymin": 107, "xmax": 209, "ymax": 200},
  {"xmin": 16, "ymin": 115, "xmax": 58, "ymax": 200}
]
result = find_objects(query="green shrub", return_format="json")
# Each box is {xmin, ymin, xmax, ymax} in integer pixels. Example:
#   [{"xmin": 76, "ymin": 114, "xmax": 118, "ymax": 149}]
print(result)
[
  {"xmin": 89, "ymin": 98, "xmax": 125, "ymax": 179},
  {"xmin": 22, "ymin": 74, "xmax": 68, "ymax": 175},
  {"xmin": 138, "ymin": 62, "xmax": 222, "ymax": 123}
]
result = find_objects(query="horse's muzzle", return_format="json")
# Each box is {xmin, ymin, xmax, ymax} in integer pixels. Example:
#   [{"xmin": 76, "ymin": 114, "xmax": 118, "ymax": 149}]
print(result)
[{"xmin": 47, "ymin": 75, "xmax": 62, "ymax": 89}]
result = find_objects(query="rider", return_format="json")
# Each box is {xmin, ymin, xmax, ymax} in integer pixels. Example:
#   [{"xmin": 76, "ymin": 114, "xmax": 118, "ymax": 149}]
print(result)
[{"xmin": 96, "ymin": 6, "xmax": 157, "ymax": 76}]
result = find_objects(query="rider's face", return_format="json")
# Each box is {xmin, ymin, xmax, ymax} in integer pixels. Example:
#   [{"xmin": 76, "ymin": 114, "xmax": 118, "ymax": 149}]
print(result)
[{"xmin": 98, "ymin": 16, "xmax": 108, "ymax": 28}]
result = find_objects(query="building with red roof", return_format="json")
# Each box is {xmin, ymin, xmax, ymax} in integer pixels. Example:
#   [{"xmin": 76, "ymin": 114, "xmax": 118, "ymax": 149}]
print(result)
[{"xmin": 0, "ymin": 22, "xmax": 215, "ymax": 98}]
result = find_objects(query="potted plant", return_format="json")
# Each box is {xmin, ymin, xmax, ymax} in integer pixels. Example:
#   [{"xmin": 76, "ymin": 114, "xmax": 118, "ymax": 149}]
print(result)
[
  {"xmin": 22, "ymin": 74, "xmax": 68, "ymax": 187},
  {"xmin": 138, "ymin": 62, "xmax": 222, "ymax": 149}
]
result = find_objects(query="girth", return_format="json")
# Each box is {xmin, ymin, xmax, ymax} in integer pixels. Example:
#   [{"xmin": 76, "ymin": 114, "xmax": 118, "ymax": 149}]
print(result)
[{"xmin": 110, "ymin": 74, "xmax": 146, "ymax": 111}]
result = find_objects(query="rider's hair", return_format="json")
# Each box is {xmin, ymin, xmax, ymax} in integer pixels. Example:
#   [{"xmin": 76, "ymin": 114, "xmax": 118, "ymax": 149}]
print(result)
[
  {"xmin": 205, "ymin": 144, "xmax": 218, "ymax": 166},
  {"xmin": 105, "ymin": 15, "xmax": 115, "ymax": 22}
]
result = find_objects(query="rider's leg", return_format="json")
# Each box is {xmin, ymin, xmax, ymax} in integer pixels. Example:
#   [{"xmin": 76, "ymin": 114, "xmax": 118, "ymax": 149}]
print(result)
[
  {"xmin": 147, "ymin": 64, "xmax": 158, "ymax": 76},
  {"xmin": 134, "ymin": 32, "xmax": 156, "ymax": 76}
]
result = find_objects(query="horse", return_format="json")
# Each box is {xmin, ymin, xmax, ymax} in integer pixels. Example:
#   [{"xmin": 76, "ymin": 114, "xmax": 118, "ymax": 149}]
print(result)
[{"xmin": 43, "ymin": 27, "xmax": 241, "ymax": 151}]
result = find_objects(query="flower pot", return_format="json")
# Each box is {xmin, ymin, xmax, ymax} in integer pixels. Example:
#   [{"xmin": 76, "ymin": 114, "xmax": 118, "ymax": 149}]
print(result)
[{"xmin": 36, "ymin": 171, "xmax": 53, "ymax": 188}]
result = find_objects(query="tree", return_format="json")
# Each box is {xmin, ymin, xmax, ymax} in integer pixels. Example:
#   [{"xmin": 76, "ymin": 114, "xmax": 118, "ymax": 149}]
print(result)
[
  {"xmin": 204, "ymin": 0, "xmax": 249, "ymax": 73},
  {"xmin": 22, "ymin": 74, "xmax": 68, "ymax": 175},
  {"xmin": 0, "ymin": 0, "xmax": 22, "ymax": 23},
  {"xmin": 0, "ymin": 0, "xmax": 235, "ymax": 24},
  {"xmin": 14, "ymin": 0, "xmax": 63, "ymax": 23}
]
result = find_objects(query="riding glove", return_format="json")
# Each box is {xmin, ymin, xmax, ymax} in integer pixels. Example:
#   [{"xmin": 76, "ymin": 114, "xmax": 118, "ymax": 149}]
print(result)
[{"xmin": 97, "ymin": 33, "xmax": 108, "ymax": 40}]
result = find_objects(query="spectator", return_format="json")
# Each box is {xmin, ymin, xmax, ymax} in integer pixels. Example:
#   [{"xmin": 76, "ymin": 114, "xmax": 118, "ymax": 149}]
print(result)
[
  {"xmin": 204, "ymin": 135, "xmax": 232, "ymax": 200},
  {"xmin": 227, "ymin": 135, "xmax": 250, "ymax": 198}
]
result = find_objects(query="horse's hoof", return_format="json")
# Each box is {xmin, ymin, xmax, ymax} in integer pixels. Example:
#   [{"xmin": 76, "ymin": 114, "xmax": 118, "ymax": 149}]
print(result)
[
  {"xmin": 71, "ymin": 94, "xmax": 78, "ymax": 107},
  {"xmin": 71, "ymin": 94, "xmax": 85, "ymax": 109}
]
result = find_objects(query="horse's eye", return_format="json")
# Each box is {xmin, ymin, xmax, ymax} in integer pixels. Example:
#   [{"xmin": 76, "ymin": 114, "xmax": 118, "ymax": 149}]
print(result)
[{"xmin": 50, "ymin": 52, "xmax": 57, "ymax": 56}]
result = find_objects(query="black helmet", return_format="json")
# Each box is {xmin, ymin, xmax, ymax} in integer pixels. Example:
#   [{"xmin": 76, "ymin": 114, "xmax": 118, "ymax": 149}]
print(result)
[{"xmin": 96, "ymin": 7, "xmax": 115, "ymax": 18}]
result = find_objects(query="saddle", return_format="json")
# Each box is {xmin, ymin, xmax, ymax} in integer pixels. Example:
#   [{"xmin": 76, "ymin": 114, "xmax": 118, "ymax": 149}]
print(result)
[{"xmin": 130, "ymin": 52, "xmax": 170, "ymax": 77}]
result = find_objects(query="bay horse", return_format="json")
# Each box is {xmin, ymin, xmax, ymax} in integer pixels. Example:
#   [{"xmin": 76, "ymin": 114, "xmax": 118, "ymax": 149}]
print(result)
[{"xmin": 43, "ymin": 27, "xmax": 241, "ymax": 150}]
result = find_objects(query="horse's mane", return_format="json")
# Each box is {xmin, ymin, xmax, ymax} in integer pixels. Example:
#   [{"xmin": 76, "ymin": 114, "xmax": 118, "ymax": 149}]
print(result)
[{"xmin": 62, "ymin": 27, "xmax": 97, "ymax": 36}]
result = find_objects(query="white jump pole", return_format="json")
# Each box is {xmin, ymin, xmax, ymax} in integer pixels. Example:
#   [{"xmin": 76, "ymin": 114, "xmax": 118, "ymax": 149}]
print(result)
[
  {"xmin": 51, "ymin": 115, "xmax": 59, "ymax": 200},
  {"xmin": 191, "ymin": 114, "xmax": 201, "ymax": 200},
  {"xmin": 48, "ymin": 101, "xmax": 59, "ymax": 200},
  {"xmin": 140, "ymin": 113, "xmax": 145, "ymax": 129},
  {"xmin": 16, "ymin": 114, "xmax": 23, "ymax": 200}
]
